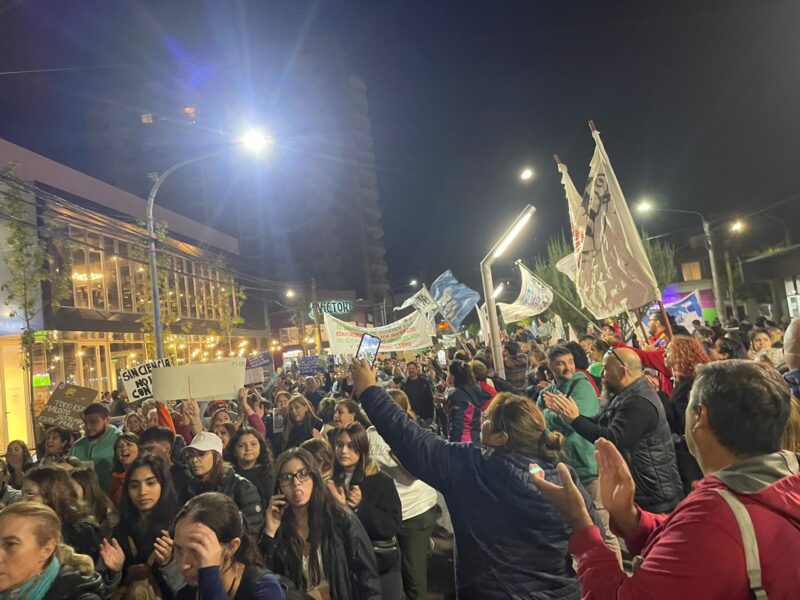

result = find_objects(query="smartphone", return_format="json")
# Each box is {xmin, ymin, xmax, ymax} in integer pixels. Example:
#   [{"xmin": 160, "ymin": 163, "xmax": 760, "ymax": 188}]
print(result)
[
  {"xmin": 356, "ymin": 333, "xmax": 381, "ymax": 368},
  {"xmin": 437, "ymin": 349, "xmax": 447, "ymax": 367}
]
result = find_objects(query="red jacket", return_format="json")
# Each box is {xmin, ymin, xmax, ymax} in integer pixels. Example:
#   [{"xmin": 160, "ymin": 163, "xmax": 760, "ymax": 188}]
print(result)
[
  {"xmin": 612, "ymin": 341, "xmax": 673, "ymax": 396},
  {"xmin": 569, "ymin": 451, "xmax": 800, "ymax": 599}
]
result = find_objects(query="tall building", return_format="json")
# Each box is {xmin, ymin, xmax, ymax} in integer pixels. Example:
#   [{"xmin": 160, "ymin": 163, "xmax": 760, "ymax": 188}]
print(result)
[{"xmin": 85, "ymin": 37, "xmax": 390, "ymax": 304}]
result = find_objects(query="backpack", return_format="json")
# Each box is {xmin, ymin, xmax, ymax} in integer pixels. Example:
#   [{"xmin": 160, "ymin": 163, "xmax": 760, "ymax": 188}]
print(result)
[{"xmin": 112, "ymin": 538, "xmax": 162, "ymax": 600}]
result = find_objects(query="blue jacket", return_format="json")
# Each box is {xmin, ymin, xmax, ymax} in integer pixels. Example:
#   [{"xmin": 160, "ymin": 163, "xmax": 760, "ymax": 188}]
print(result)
[{"xmin": 360, "ymin": 386, "xmax": 598, "ymax": 600}]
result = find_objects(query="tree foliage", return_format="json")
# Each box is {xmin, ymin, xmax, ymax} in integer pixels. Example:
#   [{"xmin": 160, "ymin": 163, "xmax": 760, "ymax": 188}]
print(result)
[{"xmin": 641, "ymin": 234, "xmax": 678, "ymax": 290}]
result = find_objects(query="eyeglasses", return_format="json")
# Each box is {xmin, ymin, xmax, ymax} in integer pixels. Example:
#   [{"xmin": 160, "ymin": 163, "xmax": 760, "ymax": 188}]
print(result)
[
  {"xmin": 185, "ymin": 450, "xmax": 210, "ymax": 462},
  {"xmin": 278, "ymin": 468, "xmax": 311, "ymax": 486}
]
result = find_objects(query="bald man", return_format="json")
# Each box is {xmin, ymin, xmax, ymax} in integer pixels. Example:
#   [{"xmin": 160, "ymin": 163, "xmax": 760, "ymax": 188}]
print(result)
[{"xmin": 545, "ymin": 347, "xmax": 682, "ymax": 513}]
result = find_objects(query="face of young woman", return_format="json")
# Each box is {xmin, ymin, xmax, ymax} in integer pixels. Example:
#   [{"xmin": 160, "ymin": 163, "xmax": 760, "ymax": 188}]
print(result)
[
  {"xmin": 20, "ymin": 480, "xmax": 44, "ymax": 504},
  {"xmin": 127, "ymin": 466, "xmax": 162, "ymax": 515},
  {"xmin": 213, "ymin": 412, "xmax": 232, "ymax": 428},
  {"xmin": 334, "ymin": 433, "xmax": 360, "ymax": 470},
  {"xmin": 5, "ymin": 444, "xmax": 22, "ymax": 461},
  {"xmin": 186, "ymin": 450, "xmax": 215, "ymax": 479},
  {"xmin": 234, "ymin": 434, "xmax": 260, "ymax": 467},
  {"xmin": 278, "ymin": 458, "xmax": 313, "ymax": 508},
  {"xmin": 126, "ymin": 416, "xmax": 144, "ymax": 434},
  {"xmin": 116, "ymin": 439, "xmax": 139, "ymax": 468},
  {"xmin": 173, "ymin": 520, "xmax": 225, "ymax": 588},
  {"xmin": 0, "ymin": 515, "xmax": 57, "ymax": 592},
  {"xmin": 289, "ymin": 402, "xmax": 308, "ymax": 423},
  {"xmin": 332, "ymin": 405, "xmax": 355, "ymax": 428},
  {"xmin": 44, "ymin": 433, "xmax": 66, "ymax": 457},
  {"xmin": 213, "ymin": 426, "xmax": 231, "ymax": 448},
  {"xmin": 752, "ymin": 332, "xmax": 772, "ymax": 352}
]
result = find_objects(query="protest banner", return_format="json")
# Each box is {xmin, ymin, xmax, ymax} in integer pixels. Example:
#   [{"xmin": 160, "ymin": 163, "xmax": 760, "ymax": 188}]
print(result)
[
  {"xmin": 497, "ymin": 262, "xmax": 554, "ymax": 324},
  {"xmin": 151, "ymin": 358, "xmax": 246, "ymax": 402},
  {"xmin": 38, "ymin": 383, "xmax": 98, "ymax": 430},
  {"xmin": 298, "ymin": 356, "xmax": 326, "ymax": 376},
  {"xmin": 244, "ymin": 368, "xmax": 265, "ymax": 385},
  {"xmin": 430, "ymin": 270, "xmax": 481, "ymax": 330},
  {"xmin": 324, "ymin": 312, "xmax": 432, "ymax": 356},
  {"xmin": 246, "ymin": 352, "xmax": 273, "ymax": 370},
  {"xmin": 120, "ymin": 358, "xmax": 172, "ymax": 403}
]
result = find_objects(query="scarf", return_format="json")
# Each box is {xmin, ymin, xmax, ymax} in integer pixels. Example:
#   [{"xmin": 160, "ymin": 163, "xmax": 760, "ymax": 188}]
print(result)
[{"xmin": 0, "ymin": 556, "xmax": 60, "ymax": 600}]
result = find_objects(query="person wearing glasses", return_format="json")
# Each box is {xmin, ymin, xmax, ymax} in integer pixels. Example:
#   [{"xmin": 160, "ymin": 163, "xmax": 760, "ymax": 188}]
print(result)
[
  {"xmin": 544, "ymin": 347, "xmax": 683, "ymax": 514},
  {"xmin": 184, "ymin": 432, "xmax": 265, "ymax": 534},
  {"xmin": 261, "ymin": 448, "xmax": 381, "ymax": 600}
]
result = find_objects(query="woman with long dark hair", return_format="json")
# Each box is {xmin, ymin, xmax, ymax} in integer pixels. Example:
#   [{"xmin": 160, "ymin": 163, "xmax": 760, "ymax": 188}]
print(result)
[
  {"xmin": 326, "ymin": 399, "xmax": 370, "ymax": 447},
  {"xmin": 110, "ymin": 432, "xmax": 139, "ymax": 507},
  {"xmin": 70, "ymin": 467, "xmax": 118, "ymax": 538},
  {"xmin": 99, "ymin": 455, "xmax": 183, "ymax": 596},
  {"xmin": 225, "ymin": 426, "xmax": 274, "ymax": 504},
  {"xmin": 5, "ymin": 440, "xmax": 34, "ymax": 488},
  {"xmin": 173, "ymin": 492, "xmax": 283, "ymax": 599},
  {"xmin": 331, "ymin": 423, "xmax": 403, "ymax": 599},
  {"xmin": 22, "ymin": 465, "xmax": 102, "ymax": 561},
  {"xmin": 262, "ymin": 448, "xmax": 380, "ymax": 599},
  {"xmin": 282, "ymin": 395, "xmax": 322, "ymax": 450},
  {"xmin": 184, "ymin": 432, "xmax": 264, "ymax": 534},
  {"xmin": 446, "ymin": 360, "xmax": 491, "ymax": 444},
  {"xmin": 352, "ymin": 359, "xmax": 598, "ymax": 599}
]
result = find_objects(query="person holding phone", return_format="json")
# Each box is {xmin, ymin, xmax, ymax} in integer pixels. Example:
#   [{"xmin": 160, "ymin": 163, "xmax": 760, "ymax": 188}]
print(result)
[{"xmin": 261, "ymin": 448, "xmax": 381, "ymax": 600}]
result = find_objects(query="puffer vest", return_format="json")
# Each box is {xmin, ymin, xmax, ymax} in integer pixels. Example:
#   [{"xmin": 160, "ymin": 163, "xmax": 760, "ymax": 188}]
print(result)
[{"xmin": 599, "ymin": 377, "xmax": 683, "ymax": 513}]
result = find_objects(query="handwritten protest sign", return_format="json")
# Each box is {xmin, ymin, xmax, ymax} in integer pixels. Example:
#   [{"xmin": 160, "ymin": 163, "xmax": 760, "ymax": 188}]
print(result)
[
  {"xmin": 324, "ymin": 312, "xmax": 432, "ymax": 356},
  {"xmin": 120, "ymin": 358, "xmax": 172, "ymax": 403},
  {"xmin": 298, "ymin": 356, "xmax": 326, "ymax": 376},
  {"xmin": 151, "ymin": 358, "xmax": 246, "ymax": 402},
  {"xmin": 38, "ymin": 383, "xmax": 98, "ymax": 430}
]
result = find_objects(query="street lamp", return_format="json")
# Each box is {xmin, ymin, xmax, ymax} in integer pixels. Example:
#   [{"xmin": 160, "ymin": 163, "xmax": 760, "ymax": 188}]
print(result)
[
  {"xmin": 382, "ymin": 279, "xmax": 419, "ymax": 325},
  {"xmin": 285, "ymin": 289, "xmax": 296, "ymax": 299},
  {"xmin": 492, "ymin": 283, "xmax": 505, "ymax": 299},
  {"xmin": 635, "ymin": 201, "xmax": 725, "ymax": 321},
  {"xmin": 481, "ymin": 204, "xmax": 536, "ymax": 379},
  {"xmin": 147, "ymin": 128, "xmax": 271, "ymax": 359},
  {"xmin": 520, "ymin": 167, "xmax": 534, "ymax": 182},
  {"xmin": 730, "ymin": 220, "xmax": 744, "ymax": 233}
]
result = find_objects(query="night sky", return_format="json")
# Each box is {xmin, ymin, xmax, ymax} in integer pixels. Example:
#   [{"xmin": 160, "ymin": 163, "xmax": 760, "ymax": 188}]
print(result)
[{"xmin": 0, "ymin": 0, "xmax": 798, "ymax": 293}]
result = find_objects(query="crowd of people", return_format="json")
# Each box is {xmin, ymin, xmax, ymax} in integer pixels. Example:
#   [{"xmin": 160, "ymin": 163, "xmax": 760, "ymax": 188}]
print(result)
[{"xmin": 0, "ymin": 312, "xmax": 798, "ymax": 599}]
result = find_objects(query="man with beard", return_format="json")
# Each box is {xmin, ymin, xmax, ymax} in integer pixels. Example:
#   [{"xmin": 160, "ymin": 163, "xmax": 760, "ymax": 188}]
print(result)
[
  {"xmin": 540, "ymin": 347, "xmax": 619, "ymax": 560},
  {"xmin": 545, "ymin": 347, "xmax": 682, "ymax": 513},
  {"xmin": 69, "ymin": 402, "xmax": 122, "ymax": 490},
  {"xmin": 401, "ymin": 361, "xmax": 436, "ymax": 422}
]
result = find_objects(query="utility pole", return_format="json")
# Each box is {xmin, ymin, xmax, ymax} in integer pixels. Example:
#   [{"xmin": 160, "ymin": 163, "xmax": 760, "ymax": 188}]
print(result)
[
  {"xmin": 310, "ymin": 278, "xmax": 322, "ymax": 354},
  {"xmin": 724, "ymin": 250, "xmax": 737, "ymax": 323},
  {"xmin": 297, "ymin": 291, "xmax": 308, "ymax": 357}
]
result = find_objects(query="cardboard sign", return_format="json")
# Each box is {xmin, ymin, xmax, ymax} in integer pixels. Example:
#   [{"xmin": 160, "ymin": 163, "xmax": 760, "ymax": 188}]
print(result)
[
  {"xmin": 246, "ymin": 352, "xmax": 273, "ymax": 370},
  {"xmin": 244, "ymin": 367, "xmax": 265, "ymax": 385},
  {"xmin": 120, "ymin": 358, "xmax": 173, "ymax": 403},
  {"xmin": 38, "ymin": 383, "xmax": 98, "ymax": 430},
  {"xmin": 151, "ymin": 358, "xmax": 246, "ymax": 402}
]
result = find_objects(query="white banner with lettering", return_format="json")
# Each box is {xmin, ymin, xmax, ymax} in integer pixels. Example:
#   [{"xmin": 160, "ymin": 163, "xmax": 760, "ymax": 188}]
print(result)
[
  {"xmin": 497, "ymin": 262, "xmax": 554, "ymax": 324},
  {"xmin": 324, "ymin": 312, "xmax": 432, "ymax": 355}
]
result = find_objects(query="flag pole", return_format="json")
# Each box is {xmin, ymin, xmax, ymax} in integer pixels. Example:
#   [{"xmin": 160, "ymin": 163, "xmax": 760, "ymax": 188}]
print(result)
[
  {"xmin": 425, "ymin": 285, "xmax": 473, "ymax": 356},
  {"xmin": 515, "ymin": 260, "xmax": 602, "ymax": 330},
  {"xmin": 657, "ymin": 300, "xmax": 674, "ymax": 341}
]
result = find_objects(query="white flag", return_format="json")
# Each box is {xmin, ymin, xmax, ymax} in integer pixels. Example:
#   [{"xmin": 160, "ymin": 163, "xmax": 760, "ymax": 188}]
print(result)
[
  {"xmin": 557, "ymin": 161, "xmax": 586, "ymax": 257},
  {"xmin": 497, "ymin": 262, "xmax": 553, "ymax": 323},
  {"xmin": 395, "ymin": 285, "xmax": 438, "ymax": 336},
  {"xmin": 476, "ymin": 303, "xmax": 491, "ymax": 347},
  {"xmin": 574, "ymin": 129, "xmax": 661, "ymax": 318}
]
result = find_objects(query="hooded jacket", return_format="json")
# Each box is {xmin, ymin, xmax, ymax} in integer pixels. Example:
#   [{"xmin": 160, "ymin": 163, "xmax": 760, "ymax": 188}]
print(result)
[
  {"xmin": 569, "ymin": 450, "xmax": 800, "ymax": 599},
  {"xmin": 186, "ymin": 466, "xmax": 264, "ymax": 534},
  {"xmin": 43, "ymin": 565, "xmax": 104, "ymax": 600},
  {"xmin": 447, "ymin": 384, "xmax": 491, "ymax": 444},
  {"xmin": 360, "ymin": 385, "xmax": 600, "ymax": 600}
]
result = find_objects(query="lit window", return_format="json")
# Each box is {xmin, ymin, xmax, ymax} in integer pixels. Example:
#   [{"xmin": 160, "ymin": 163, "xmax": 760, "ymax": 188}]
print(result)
[
  {"xmin": 141, "ymin": 113, "xmax": 154, "ymax": 124},
  {"xmin": 681, "ymin": 261, "xmax": 702, "ymax": 281}
]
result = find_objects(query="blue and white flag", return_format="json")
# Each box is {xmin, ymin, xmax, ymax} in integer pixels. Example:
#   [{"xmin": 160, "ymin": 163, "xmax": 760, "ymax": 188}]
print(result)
[
  {"xmin": 496, "ymin": 262, "xmax": 554, "ymax": 324},
  {"xmin": 430, "ymin": 270, "xmax": 481, "ymax": 330}
]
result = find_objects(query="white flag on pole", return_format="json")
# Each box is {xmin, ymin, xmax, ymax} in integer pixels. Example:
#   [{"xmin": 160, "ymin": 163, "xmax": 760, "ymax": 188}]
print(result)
[
  {"xmin": 395, "ymin": 285, "xmax": 438, "ymax": 336},
  {"xmin": 496, "ymin": 262, "xmax": 554, "ymax": 323},
  {"xmin": 557, "ymin": 161, "xmax": 586, "ymax": 257},
  {"xmin": 476, "ymin": 303, "xmax": 491, "ymax": 347},
  {"xmin": 573, "ymin": 128, "xmax": 661, "ymax": 318}
]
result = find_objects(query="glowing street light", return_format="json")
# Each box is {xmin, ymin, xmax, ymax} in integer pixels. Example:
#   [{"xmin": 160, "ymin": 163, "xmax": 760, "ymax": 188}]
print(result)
[
  {"xmin": 409, "ymin": 279, "xmax": 418, "ymax": 287},
  {"xmin": 285, "ymin": 289, "xmax": 296, "ymax": 299},
  {"xmin": 636, "ymin": 199, "xmax": 654, "ymax": 213},
  {"xmin": 520, "ymin": 167, "xmax": 535, "ymax": 182},
  {"xmin": 239, "ymin": 128, "xmax": 272, "ymax": 154},
  {"xmin": 731, "ymin": 220, "xmax": 744, "ymax": 233},
  {"xmin": 493, "ymin": 208, "xmax": 535, "ymax": 258},
  {"xmin": 492, "ymin": 283, "xmax": 505, "ymax": 299}
]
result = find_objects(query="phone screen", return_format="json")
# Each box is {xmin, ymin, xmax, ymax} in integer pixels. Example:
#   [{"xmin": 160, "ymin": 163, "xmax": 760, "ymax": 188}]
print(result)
[
  {"xmin": 356, "ymin": 333, "xmax": 382, "ymax": 367},
  {"xmin": 437, "ymin": 349, "xmax": 447, "ymax": 367}
]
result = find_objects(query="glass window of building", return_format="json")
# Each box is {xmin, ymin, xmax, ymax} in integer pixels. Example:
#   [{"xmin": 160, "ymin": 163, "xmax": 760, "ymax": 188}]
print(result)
[{"xmin": 681, "ymin": 261, "xmax": 702, "ymax": 282}]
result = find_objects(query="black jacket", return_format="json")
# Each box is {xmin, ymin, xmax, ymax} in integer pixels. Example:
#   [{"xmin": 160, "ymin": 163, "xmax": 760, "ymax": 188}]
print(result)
[
  {"xmin": 572, "ymin": 376, "xmax": 683, "ymax": 513},
  {"xmin": 283, "ymin": 417, "xmax": 323, "ymax": 451},
  {"xmin": 360, "ymin": 386, "xmax": 600, "ymax": 600},
  {"xmin": 400, "ymin": 376, "xmax": 436, "ymax": 421},
  {"xmin": 187, "ymin": 467, "xmax": 265, "ymax": 534},
  {"xmin": 447, "ymin": 385, "xmax": 490, "ymax": 444},
  {"xmin": 340, "ymin": 469, "xmax": 402, "ymax": 542},
  {"xmin": 64, "ymin": 518, "xmax": 102, "ymax": 562},
  {"xmin": 261, "ymin": 507, "xmax": 381, "ymax": 600},
  {"xmin": 234, "ymin": 463, "xmax": 273, "ymax": 505},
  {"xmin": 43, "ymin": 565, "xmax": 104, "ymax": 600},
  {"xmin": 171, "ymin": 463, "xmax": 194, "ymax": 505},
  {"xmin": 667, "ymin": 378, "xmax": 703, "ymax": 495}
]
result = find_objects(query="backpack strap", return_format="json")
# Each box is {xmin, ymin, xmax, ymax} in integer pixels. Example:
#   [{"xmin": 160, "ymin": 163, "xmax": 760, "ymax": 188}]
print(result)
[{"xmin": 714, "ymin": 488, "xmax": 768, "ymax": 600}]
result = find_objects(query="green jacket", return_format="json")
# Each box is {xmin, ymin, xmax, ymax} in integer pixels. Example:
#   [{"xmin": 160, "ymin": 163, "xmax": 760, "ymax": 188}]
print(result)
[
  {"xmin": 537, "ymin": 372, "xmax": 600, "ymax": 484},
  {"xmin": 70, "ymin": 424, "xmax": 122, "ymax": 491}
]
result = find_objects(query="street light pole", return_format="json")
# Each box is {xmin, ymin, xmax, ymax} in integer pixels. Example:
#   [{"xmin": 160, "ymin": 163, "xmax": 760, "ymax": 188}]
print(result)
[
  {"xmin": 146, "ymin": 152, "xmax": 222, "ymax": 360},
  {"xmin": 481, "ymin": 204, "xmax": 536, "ymax": 379}
]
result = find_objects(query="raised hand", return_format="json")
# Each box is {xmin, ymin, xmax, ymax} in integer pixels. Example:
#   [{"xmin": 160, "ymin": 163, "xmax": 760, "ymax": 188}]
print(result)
[
  {"xmin": 595, "ymin": 438, "xmax": 638, "ymax": 536},
  {"xmin": 326, "ymin": 480, "xmax": 347, "ymax": 506},
  {"xmin": 542, "ymin": 391, "xmax": 580, "ymax": 422},
  {"xmin": 529, "ymin": 463, "xmax": 593, "ymax": 530},
  {"xmin": 346, "ymin": 485, "xmax": 362, "ymax": 510},
  {"xmin": 99, "ymin": 538, "xmax": 125, "ymax": 573},
  {"xmin": 183, "ymin": 522, "xmax": 224, "ymax": 568},
  {"xmin": 152, "ymin": 530, "xmax": 174, "ymax": 566},
  {"xmin": 265, "ymin": 494, "xmax": 288, "ymax": 538}
]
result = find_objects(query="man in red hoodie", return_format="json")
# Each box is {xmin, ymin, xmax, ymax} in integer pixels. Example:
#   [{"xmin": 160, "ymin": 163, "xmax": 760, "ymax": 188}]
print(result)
[{"xmin": 533, "ymin": 359, "xmax": 800, "ymax": 599}]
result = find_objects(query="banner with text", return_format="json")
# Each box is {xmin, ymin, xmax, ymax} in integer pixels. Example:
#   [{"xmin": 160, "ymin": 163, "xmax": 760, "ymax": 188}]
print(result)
[
  {"xmin": 324, "ymin": 312, "xmax": 432, "ymax": 356},
  {"xmin": 497, "ymin": 262, "xmax": 554, "ymax": 324},
  {"xmin": 38, "ymin": 383, "xmax": 99, "ymax": 430},
  {"xmin": 120, "ymin": 358, "xmax": 173, "ymax": 403},
  {"xmin": 151, "ymin": 358, "xmax": 246, "ymax": 402}
]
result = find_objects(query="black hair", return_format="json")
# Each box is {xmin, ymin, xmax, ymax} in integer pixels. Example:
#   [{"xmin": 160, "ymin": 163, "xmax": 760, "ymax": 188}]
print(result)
[
  {"xmin": 714, "ymin": 337, "xmax": 747, "ymax": 360},
  {"xmin": 333, "ymin": 400, "xmax": 371, "ymax": 427},
  {"xmin": 82, "ymin": 403, "xmax": 109, "ymax": 419},
  {"xmin": 690, "ymin": 360, "xmax": 790, "ymax": 456},
  {"xmin": 119, "ymin": 456, "xmax": 179, "ymax": 540},
  {"xmin": 547, "ymin": 345, "xmax": 573, "ymax": 364},
  {"xmin": 565, "ymin": 341, "xmax": 590, "ymax": 370},
  {"xmin": 503, "ymin": 341, "xmax": 521, "ymax": 355},
  {"xmin": 225, "ymin": 426, "xmax": 274, "ymax": 474},
  {"xmin": 332, "ymin": 423, "xmax": 378, "ymax": 486},
  {"xmin": 448, "ymin": 359, "xmax": 475, "ymax": 387},
  {"xmin": 579, "ymin": 335, "xmax": 596, "ymax": 343},
  {"xmin": 591, "ymin": 339, "xmax": 611, "ymax": 356},
  {"xmin": 137, "ymin": 426, "xmax": 176, "ymax": 447}
]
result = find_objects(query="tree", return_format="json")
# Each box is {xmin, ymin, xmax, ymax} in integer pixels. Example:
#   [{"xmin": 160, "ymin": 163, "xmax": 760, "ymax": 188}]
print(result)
[
  {"xmin": 641, "ymin": 234, "xmax": 678, "ymax": 290},
  {"xmin": 0, "ymin": 167, "xmax": 73, "ymax": 436}
]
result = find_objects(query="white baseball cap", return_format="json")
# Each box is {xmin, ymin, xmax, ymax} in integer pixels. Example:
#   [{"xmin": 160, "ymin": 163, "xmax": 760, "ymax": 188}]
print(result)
[{"xmin": 187, "ymin": 431, "xmax": 223, "ymax": 455}]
